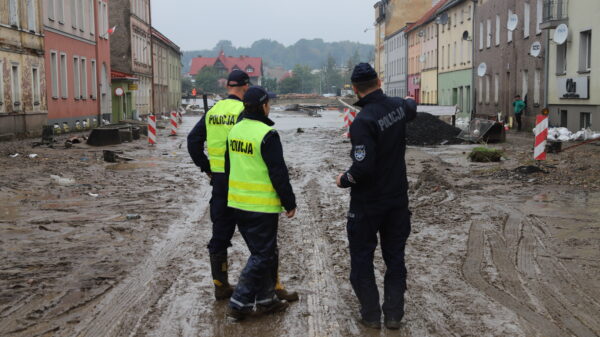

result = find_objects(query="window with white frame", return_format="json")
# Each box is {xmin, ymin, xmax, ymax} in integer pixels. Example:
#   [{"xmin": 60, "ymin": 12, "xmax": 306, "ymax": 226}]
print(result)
[
  {"xmin": 460, "ymin": 39, "xmax": 464, "ymax": 64},
  {"xmin": 508, "ymin": 9, "xmax": 514, "ymax": 42},
  {"xmin": 11, "ymin": 64, "xmax": 21, "ymax": 110},
  {"xmin": 487, "ymin": 19, "xmax": 492, "ymax": 48},
  {"xmin": 73, "ymin": 56, "xmax": 80, "ymax": 99},
  {"xmin": 79, "ymin": 0, "xmax": 85, "ymax": 31},
  {"xmin": 9, "ymin": 0, "xmax": 20, "ymax": 27},
  {"xmin": 478, "ymin": 77, "xmax": 483, "ymax": 103},
  {"xmin": 580, "ymin": 30, "xmax": 592, "ymax": 72},
  {"xmin": 81, "ymin": 58, "xmax": 88, "ymax": 99},
  {"xmin": 50, "ymin": 51, "xmax": 59, "ymax": 98},
  {"xmin": 494, "ymin": 73, "xmax": 499, "ymax": 104},
  {"xmin": 580, "ymin": 112, "xmax": 592, "ymax": 129},
  {"xmin": 524, "ymin": 2, "xmax": 530, "ymax": 38},
  {"xmin": 485, "ymin": 75, "xmax": 490, "ymax": 103},
  {"xmin": 496, "ymin": 15, "xmax": 500, "ymax": 46},
  {"xmin": 557, "ymin": 43, "xmax": 567, "ymax": 74},
  {"xmin": 522, "ymin": 70, "xmax": 528, "ymax": 99},
  {"xmin": 0, "ymin": 61, "xmax": 4, "ymax": 111},
  {"xmin": 71, "ymin": 0, "xmax": 77, "ymax": 28},
  {"xmin": 453, "ymin": 41, "xmax": 457, "ymax": 66},
  {"xmin": 479, "ymin": 22, "xmax": 484, "ymax": 50},
  {"xmin": 534, "ymin": 69, "xmax": 541, "ymax": 105},
  {"xmin": 57, "ymin": 0, "xmax": 64, "ymax": 23},
  {"xmin": 60, "ymin": 53, "xmax": 68, "ymax": 98},
  {"xmin": 27, "ymin": 0, "xmax": 37, "ymax": 32},
  {"xmin": 447, "ymin": 44, "xmax": 450, "ymax": 68},
  {"xmin": 536, "ymin": 0, "xmax": 543, "ymax": 35},
  {"xmin": 441, "ymin": 45, "xmax": 445, "ymax": 69},
  {"xmin": 32, "ymin": 67, "xmax": 41, "ymax": 107},
  {"xmin": 48, "ymin": 0, "xmax": 55, "ymax": 21},
  {"xmin": 89, "ymin": 0, "xmax": 95, "ymax": 35}
]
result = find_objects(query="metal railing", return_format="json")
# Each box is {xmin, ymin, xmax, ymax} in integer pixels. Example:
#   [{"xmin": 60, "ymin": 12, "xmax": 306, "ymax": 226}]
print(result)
[{"xmin": 543, "ymin": 0, "xmax": 568, "ymax": 23}]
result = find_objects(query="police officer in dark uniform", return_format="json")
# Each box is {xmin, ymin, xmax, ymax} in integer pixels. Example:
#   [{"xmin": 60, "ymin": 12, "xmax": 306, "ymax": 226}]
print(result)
[
  {"xmin": 336, "ymin": 63, "xmax": 417, "ymax": 330},
  {"xmin": 188, "ymin": 71, "xmax": 298, "ymax": 302},
  {"xmin": 224, "ymin": 86, "xmax": 297, "ymax": 319}
]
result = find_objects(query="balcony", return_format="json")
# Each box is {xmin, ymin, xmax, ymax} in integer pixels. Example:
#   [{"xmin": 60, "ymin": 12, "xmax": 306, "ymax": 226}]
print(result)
[{"xmin": 540, "ymin": 0, "xmax": 568, "ymax": 30}]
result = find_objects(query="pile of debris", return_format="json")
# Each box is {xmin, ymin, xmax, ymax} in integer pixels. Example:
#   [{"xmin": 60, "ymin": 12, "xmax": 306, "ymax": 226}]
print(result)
[
  {"xmin": 407, "ymin": 112, "xmax": 462, "ymax": 146},
  {"xmin": 547, "ymin": 127, "xmax": 600, "ymax": 142}
]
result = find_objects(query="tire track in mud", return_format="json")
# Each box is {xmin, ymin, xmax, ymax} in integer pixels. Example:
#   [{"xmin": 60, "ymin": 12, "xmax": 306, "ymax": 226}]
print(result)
[{"xmin": 463, "ymin": 222, "xmax": 563, "ymax": 337}]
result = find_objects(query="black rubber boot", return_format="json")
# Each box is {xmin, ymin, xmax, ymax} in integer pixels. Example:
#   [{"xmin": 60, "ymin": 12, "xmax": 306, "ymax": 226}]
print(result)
[
  {"xmin": 256, "ymin": 299, "xmax": 289, "ymax": 315},
  {"xmin": 384, "ymin": 317, "xmax": 402, "ymax": 330},
  {"xmin": 210, "ymin": 252, "xmax": 234, "ymax": 300}
]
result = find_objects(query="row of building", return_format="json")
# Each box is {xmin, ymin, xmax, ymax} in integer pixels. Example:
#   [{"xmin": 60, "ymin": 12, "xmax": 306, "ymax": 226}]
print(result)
[
  {"xmin": 374, "ymin": 0, "xmax": 599, "ymax": 131},
  {"xmin": 0, "ymin": 0, "xmax": 182, "ymax": 138}
]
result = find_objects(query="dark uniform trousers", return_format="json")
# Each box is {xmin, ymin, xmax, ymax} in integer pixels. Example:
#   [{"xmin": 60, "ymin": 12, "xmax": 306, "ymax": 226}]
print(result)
[
  {"xmin": 347, "ymin": 199, "xmax": 411, "ymax": 322},
  {"xmin": 230, "ymin": 209, "xmax": 279, "ymax": 310},
  {"xmin": 207, "ymin": 173, "xmax": 237, "ymax": 254}
]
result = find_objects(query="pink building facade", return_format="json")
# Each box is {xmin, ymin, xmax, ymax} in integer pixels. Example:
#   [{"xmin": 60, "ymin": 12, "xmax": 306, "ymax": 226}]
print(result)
[{"xmin": 43, "ymin": 0, "xmax": 111, "ymax": 129}]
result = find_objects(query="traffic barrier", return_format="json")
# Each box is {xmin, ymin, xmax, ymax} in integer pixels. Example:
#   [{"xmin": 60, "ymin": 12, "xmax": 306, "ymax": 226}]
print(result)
[
  {"xmin": 148, "ymin": 115, "xmax": 157, "ymax": 145},
  {"xmin": 534, "ymin": 114, "xmax": 548, "ymax": 160},
  {"xmin": 169, "ymin": 111, "xmax": 178, "ymax": 136},
  {"xmin": 343, "ymin": 108, "xmax": 357, "ymax": 138}
]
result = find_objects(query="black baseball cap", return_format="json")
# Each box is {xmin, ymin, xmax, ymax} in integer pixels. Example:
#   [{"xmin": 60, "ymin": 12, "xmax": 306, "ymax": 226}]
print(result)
[
  {"xmin": 351, "ymin": 63, "xmax": 378, "ymax": 83},
  {"xmin": 227, "ymin": 70, "xmax": 251, "ymax": 87},
  {"xmin": 243, "ymin": 86, "xmax": 275, "ymax": 105}
]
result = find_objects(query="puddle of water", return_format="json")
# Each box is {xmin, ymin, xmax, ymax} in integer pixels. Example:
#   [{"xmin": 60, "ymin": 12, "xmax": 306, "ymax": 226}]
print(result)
[{"xmin": 106, "ymin": 162, "xmax": 159, "ymax": 170}]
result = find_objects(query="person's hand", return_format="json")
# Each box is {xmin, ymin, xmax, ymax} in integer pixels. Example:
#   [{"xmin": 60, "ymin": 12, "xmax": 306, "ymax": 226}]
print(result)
[
  {"xmin": 336, "ymin": 173, "xmax": 344, "ymax": 187},
  {"xmin": 285, "ymin": 208, "xmax": 296, "ymax": 218},
  {"xmin": 405, "ymin": 95, "xmax": 415, "ymax": 100}
]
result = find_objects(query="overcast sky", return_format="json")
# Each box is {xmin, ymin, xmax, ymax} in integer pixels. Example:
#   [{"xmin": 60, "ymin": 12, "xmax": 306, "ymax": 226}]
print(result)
[{"xmin": 151, "ymin": 0, "xmax": 374, "ymax": 51}]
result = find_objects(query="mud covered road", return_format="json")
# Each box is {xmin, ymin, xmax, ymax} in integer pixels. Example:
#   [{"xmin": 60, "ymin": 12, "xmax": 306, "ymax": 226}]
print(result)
[{"xmin": 1, "ymin": 110, "xmax": 599, "ymax": 337}]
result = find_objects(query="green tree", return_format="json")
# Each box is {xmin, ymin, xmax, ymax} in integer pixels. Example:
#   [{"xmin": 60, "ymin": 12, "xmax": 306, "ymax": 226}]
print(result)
[
  {"xmin": 323, "ymin": 55, "xmax": 343, "ymax": 94},
  {"xmin": 181, "ymin": 77, "xmax": 193, "ymax": 95},
  {"xmin": 194, "ymin": 66, "xmax": 224, "ymax": 94},
  {"xmin": 277, "ymin": 64, "xmax": 318, "ymax": 94},
  {"xmin": 262, "ymin": 77, "xmax": 278, "ymax": 93},
  {"xmin": 278, "ymin": 76, "xmax": 301, "ymax": 94}
]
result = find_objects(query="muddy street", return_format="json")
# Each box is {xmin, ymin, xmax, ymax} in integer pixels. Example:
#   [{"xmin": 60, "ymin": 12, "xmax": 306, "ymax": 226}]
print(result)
[{"xmin": 1, "ymin": 110, "xmax": 599, "ymax": 337}]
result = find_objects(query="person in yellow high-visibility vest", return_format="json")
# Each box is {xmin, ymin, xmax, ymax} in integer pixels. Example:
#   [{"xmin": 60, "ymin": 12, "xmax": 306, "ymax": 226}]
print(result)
[
  {"xmin": 225, "ymin": 86, "xmax": 297, "ymax": 320},
  {"xmin": 187, "ymin": 72, "xmax": 298, "ymax": 302}
]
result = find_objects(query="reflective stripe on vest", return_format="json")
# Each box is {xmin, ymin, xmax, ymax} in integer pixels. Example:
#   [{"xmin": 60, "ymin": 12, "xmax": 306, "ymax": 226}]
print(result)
[
  {"xmin": 227, "ymin": 119, "xmax": 282, "ymax": 213},
  {"xmin": 205, "ymin": 99, "xmax": 244, "ymax": 173}
]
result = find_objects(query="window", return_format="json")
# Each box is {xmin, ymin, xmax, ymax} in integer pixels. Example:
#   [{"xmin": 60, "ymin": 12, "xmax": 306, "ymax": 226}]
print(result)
[
  {"xmin": 461, "ymin": 8, "xmax": 464, "ymax": 23},
  {"xmin": 11, "ymin": 64, "xmax": 21, "ymax": 110},
  {"xmin": 246, "ymin": 67, "xmax": 254, "ymax": 73},
  {"xmin": 89, "ymin": 0, "xmax": 95, "ymax": 35},
  {"xmin": 81, "ymin": 58, "xmax": 87, "ymax": 99},
  {"xmin": 524, "ymin": 3, "xmax": 530, "ymax": 38},
  {"xmin": 534, "ymin": 69, "xmax": 541, "ymax": 105},
  {"xmin": 508, "ymin": 9, "xmax": 513, "ymax": 43},
  {"xmin": 448, "ymin": 44, "xmax": 451, "ymax": 68},
  {"xmin": 48, "ymin": 0, "xmax": 55, "ymax": 21},
  {"xmin": 580, "ymin": 112, "xmax": 591, "ymax": 129},
  {"xmin": 32, "ymin": 67, "xmax": 40, "ymax": 107},
  {"xmin": 487, "ymin": 19, "xmax": 492, "ymax": 48},
  {"xmin": 467, "ymin": 5, "xmax": 471, "ymax": 20},
  {"xmin": 557, "ymin": 43, "xmax": 567, "ymax": 74},
  {"xmin": 478, "ymin": 77, "xmax": 483, "ymax": 104},
  {"xmin": 9, "ymin": 0, "xmax": 20, "ymax": 27},
  {"xmin": 479, "ymin": 22, "xmax": 484, "ymax": 50},
  {"xmin": 60, "ymin": 53, "xmax": 68, "ymax": 98},
  {"xmin": 522, "ymin": 70, "xmax": 529, "ymax": 99},
  {"xmin": 73, "ymin": 56, "xmax": 80, "ymax": 99},
  {"xmin": 536, "ymin": 0, "xmax": 543, "ymax": 35},
  {"xmin": 0, "ymin": 61, "xmax": 4, "ymax": 111},
  {"xmin": 460, "ymin": 39, "xmax": 464, "ymax": 64},
  {"xmin": 494, "ymin": 74, "xmax": 499, "ymax": 104},
  {"xmin": 57, "ymin": 0, "xmax": 64, "ymax": 23},
  {"xmin": 50, "ymin": 51, "xmax": 59, "ymax": 98},
  {"xmin": 71, "ymin": 0, "xmax": 77, "ymax": 28},
  {"xmin": 453, "ymin": 41, "xmax": 457, "ymax": 66},
  {"xmin": 496, "ymin": 15, "xmax": 501, "ymax": 46},
  {"xmin": 485, "ymin": 75, "xmax": 490, "ymax": 103},
  {"xmin": 560, "ymin": 110, "xmax": 568, "ymax": 127},
  {"xmin": 79, "ymin": 0, "xmax": 85, "ymax": 31},
  {"xmin": 27, "ymin": 0, "xmax": 37, "ymax": 32},
  {"xmin": 580, "ymin": 30, "xmax": 592, "ymax": 72}
]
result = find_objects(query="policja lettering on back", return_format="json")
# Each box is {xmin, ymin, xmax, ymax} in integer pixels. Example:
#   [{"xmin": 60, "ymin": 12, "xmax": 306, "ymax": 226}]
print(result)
[{"xmin": 225, "ymin": 86, "xmax": 297, "ymax": 320}]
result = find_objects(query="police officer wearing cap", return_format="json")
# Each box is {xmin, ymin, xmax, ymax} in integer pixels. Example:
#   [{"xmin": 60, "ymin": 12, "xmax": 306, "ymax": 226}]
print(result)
[
  {"xmin": 336, "ymin": 63, "xmax": 417, "ymax": 330},
  {"xmin": 188, "ymin": 70, "xmax": 250, "ymax": 300},
  {"xmin": 225, "ymin": 86, "xmax": 297, "ymax": 320}
]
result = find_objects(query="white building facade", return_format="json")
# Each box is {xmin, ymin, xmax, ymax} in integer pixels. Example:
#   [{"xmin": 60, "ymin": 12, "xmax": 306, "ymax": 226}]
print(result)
[{"xmin": 384, "ymin": 28, "xmax": 408, "ymax": 97}]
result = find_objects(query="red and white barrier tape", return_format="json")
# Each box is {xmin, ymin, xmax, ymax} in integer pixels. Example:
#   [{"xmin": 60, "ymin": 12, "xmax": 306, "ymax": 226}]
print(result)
[
  {"xmin": 170, "ymin": 111, "xmax": 178, "ymax": 136},
  {"xmin": 534, "ymin": 115, "xmax": 548, "ymax": 160},
  {"xmin": 148, "ymin": 115, "xmax": 157, "ymax": 145}
]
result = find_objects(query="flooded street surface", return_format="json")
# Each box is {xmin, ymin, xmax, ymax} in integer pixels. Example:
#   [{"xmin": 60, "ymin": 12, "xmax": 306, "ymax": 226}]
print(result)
[{"xmin": 1, "ymin": 109, "xmax": 599, "ymax": 336}]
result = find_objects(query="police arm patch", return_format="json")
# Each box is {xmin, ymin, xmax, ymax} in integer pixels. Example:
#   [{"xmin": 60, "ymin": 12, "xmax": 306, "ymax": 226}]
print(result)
[{"xmin": 354, "ymin": 145, "xmax": 366, "ymax": 162}]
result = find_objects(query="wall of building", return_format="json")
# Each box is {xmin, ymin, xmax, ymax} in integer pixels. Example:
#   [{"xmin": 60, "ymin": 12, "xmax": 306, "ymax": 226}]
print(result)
[
  {"xmin": 385, "ymin": 0, "xmax": 439, "ymax": 36},
  {"xmin": 547, "ymin": 0, "xmax": 599, "ymax": 131},
  {"xmin": 384, "ymin": 29, "xmax": 407, "ymax": 97},
  {"xmin": 407, "ymin": 29, "xmax": 423, "ymax": 102},
  {"xmin": 420, "ymin": 21, "xmax": 438, "ymax": 105},
  {"xmin": 474, "ymin": 0, "xmax": 548, "ymax": 130},
  {"xmin": 0, "ymin": 0, "xmax": 47, "ymax": 137}
]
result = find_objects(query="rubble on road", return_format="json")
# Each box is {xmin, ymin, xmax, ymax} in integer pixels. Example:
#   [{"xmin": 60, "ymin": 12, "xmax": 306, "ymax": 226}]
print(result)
[
  {"xmin": 547, "ymin": 127, "xmax": 600, "ymax": 142},
  {"xmin": 407, "ymin": 112, "xmax": 463, "ymax": 146}
]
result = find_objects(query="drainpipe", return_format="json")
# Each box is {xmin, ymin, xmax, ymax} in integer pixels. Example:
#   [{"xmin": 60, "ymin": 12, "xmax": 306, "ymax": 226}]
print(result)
[
  {"xmin": 471, "ymin": 0, "xmax": 477, "ymax": 119},
  {"xmin": 94, "ymin": 0, "xmax": 101, "ymax": 124},
  {"xmin": 543, "ymin": 25, "xmax": 550, "ymax": 111},
  {"xmin": 149, "ymin": 1, "xmax": 155, "ymax": 116}
]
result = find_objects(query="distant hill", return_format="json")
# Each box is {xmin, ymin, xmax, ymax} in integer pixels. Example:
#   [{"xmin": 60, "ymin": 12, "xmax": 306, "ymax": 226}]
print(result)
[{"xmin": 182, "ymin": 39, "xmax": 374, "ymax": 74}]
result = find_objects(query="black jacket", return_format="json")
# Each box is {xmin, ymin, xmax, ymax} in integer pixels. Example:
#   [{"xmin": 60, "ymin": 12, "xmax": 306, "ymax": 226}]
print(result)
[
  {"xmin": 224, "ymin": 112, "xmax": 297, "ymax": 212},
  {"xmin": 340, "ymin": 89, "xmax": 417, "ymax": 206},
  {"xmin": 187, "ymin": 95, "xmax": 243, "ymax": 174}
]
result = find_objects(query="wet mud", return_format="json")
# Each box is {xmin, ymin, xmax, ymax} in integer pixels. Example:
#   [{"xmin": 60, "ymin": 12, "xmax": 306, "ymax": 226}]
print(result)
[{"xmin": 0, "ymin": 111, "xmax": 599, "ymax": 336}]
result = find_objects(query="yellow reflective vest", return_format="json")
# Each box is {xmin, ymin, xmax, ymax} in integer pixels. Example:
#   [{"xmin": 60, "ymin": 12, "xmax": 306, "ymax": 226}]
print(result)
[
  {"xmin": 205, "ymin": 99, "xmax": 244, "ymax": 173},
  {"xmin": 227, "ymin": 119, "xmax": 283, "ymax": 214}
]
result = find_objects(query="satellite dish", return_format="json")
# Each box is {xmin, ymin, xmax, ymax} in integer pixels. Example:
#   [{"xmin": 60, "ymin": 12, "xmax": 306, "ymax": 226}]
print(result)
[
  {"xmin": 439, "ymin": 12, "xmax": 449, "ymax": 25},
  {"xmin": 419, "ymin": 54, "xmax": 426, "ymax": 63},
  {"xmin": 554, "ymin": 24, "xmax": 569, "ymax": 45},
  {"xmin": 530, "ymin": 41, "xmax": 542, "ymax": 57},
  {"xmin": 507, "ymin": 14, "xmax": 519, "ymax": 31},
  {"xmin": 418, "ymin": 30, "xmax": 425, "ymax": 37},
  {"xmin": 477, "ymin": 62, "xmax": 487, "ymax": 77},
  {"xmin": 462, "ymin": 30, "xmax": 470, "ymax": 41}
]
